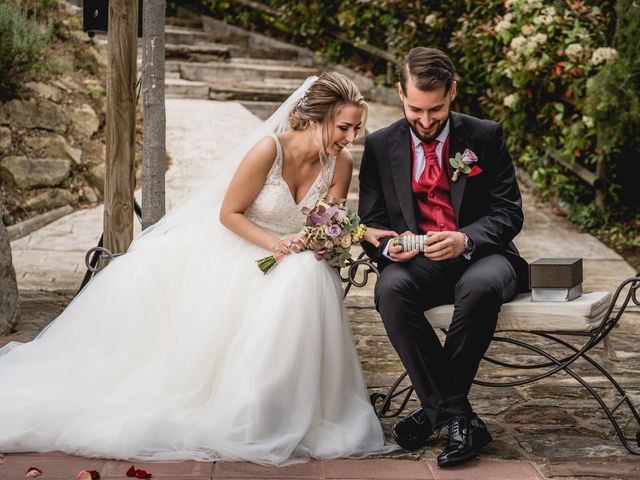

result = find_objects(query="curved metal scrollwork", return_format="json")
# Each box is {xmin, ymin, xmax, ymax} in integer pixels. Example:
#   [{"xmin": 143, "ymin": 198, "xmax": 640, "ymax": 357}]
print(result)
[
  {"xmin": 84, "ymin": 246, "xmax": 115, "ymax": 273},
  {"xmin": 341, "ymin": 251, "xmax": 379, "ymax": 298}
]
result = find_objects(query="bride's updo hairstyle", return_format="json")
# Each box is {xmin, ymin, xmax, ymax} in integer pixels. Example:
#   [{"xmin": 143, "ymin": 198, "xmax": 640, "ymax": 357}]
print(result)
[{"xmin": 289, "ymin": 72, "xmax": 368, "ymax": 166}]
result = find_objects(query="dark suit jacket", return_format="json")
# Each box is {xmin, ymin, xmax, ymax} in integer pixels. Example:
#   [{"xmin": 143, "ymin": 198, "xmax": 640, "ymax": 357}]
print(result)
[{"xmin": 358, "ymin": 112, "xmax": 529, "ymax": 292}]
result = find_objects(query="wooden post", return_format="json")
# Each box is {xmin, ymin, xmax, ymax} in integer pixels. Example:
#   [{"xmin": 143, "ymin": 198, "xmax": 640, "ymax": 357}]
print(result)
[
  {"xmin": 141, "ymin": 0, "xmax": 166, "ymax": 230},
  {"xmin": 104, "ymin": 0, "xmax": 138, "ymax": 254}
]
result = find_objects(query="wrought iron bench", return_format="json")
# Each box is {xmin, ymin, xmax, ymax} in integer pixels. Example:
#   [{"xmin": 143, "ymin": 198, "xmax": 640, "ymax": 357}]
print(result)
[{"xmin": 341, "ymin": 252, "xmax": 640, "ymax": 455}]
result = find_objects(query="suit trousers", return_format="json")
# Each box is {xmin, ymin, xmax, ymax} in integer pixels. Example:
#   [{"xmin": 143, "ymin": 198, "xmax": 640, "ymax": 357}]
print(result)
[{"xmin": 374, "ymin": 253, "xmax": 517, "ymax": 427}]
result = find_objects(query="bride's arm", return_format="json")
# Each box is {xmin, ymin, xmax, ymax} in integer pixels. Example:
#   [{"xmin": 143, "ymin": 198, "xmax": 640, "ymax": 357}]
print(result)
[{"xmin": 219, "ymin": 137, "xmax": 283, "ymax": 252}]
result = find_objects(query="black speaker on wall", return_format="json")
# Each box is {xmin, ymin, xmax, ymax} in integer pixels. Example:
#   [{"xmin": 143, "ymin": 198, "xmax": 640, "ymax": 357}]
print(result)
[{"xmin": 83, "ymin": 0, "xmax": 143, "ymax": 37}]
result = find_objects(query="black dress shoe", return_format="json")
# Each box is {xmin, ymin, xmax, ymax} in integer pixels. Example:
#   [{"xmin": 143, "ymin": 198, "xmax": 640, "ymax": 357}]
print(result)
[
  {"xmin": 437, "ymin": 413, "xmax": 492, "ymax": 468},
  {"xmin": 392, "ymin": 407, "xmax": 433, "ymax": 451}
]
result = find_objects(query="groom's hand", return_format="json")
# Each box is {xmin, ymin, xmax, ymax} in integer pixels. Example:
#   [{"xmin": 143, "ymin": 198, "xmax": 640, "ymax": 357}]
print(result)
[
  {"xmin": 424, "ymin": 231, "xmax": 465, "ymax": 261},
  {"xmin": 388, "ymin": 231, "xmax": 420, "ymax": 262}
]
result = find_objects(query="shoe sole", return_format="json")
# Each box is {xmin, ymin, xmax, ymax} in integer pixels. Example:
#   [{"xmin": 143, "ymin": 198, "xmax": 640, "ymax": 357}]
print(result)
[
  {"xmin": 437, "ymin": 431, "xmax": 493, "ymax": 468},
  {"xmin": 391, "ymin": 427, "xmax": 429, "ymax": 451}
]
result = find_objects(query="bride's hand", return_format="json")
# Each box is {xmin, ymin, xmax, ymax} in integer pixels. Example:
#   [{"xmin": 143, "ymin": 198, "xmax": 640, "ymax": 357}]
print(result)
[
  {"xmin": 273, "ymin": 234, "xmax": 307, "ymax": 257},
  {"xmin": 363, "ymin": 227, "xmax": 398, "ymax": 248}
]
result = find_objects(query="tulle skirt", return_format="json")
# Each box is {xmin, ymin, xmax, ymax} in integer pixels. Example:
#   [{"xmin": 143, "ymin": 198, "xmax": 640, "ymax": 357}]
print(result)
[{"xmin": 0, "ymin": 214, "xmax": 394, "ymax": 465}]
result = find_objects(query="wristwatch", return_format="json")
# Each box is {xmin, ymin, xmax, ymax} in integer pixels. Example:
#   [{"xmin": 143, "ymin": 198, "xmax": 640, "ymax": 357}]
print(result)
[{"xmin": 463, "ymin": 233, "xmax": 475, "ymax": 255}]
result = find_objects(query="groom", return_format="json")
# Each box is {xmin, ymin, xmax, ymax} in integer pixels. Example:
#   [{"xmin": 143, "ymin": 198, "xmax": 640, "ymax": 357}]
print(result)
[{"xmin": 358, "ymin": 47, "xmax": 529, "ymax": 467}]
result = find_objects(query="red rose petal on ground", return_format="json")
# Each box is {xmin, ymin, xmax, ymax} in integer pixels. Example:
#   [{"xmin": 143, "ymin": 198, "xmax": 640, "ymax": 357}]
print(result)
[
  {"xmin": 76, "ymin": 470, "xmax": 102, "ymax": 480},
  {"xmin": 25, "ymin": 467, "xmax": 43, "ymax": 477},
  {"xmin": 126, "ymin": 465, "xmax": 137, "ymax": 477},
  {"xmin": 135, "ymin": 469, "xmax": 152, "ymax": 479}
]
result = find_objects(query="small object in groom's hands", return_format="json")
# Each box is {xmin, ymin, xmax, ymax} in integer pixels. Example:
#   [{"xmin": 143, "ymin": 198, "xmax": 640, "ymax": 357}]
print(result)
[{"xmin": 394, "ymin": 233, "xmax": 434, "ymax": 252}]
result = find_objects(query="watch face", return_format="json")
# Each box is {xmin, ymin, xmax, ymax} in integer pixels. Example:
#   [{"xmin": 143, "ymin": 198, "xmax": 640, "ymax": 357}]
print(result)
[{"xmin": 464, "ymin": 235, "xmax": 475, "ymax": 252}]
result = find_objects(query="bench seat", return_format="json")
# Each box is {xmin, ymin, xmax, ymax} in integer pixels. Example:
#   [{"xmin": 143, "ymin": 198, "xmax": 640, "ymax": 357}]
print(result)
[{"xmin": 424, "ymin": 291, "xmax": 612, "ymax": 332}]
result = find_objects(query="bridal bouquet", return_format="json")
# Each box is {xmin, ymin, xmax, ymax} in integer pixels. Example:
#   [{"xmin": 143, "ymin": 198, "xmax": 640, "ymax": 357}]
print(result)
[{"xmin": 256, "ymin": 197, "xmax": 367, "ymax": 274}]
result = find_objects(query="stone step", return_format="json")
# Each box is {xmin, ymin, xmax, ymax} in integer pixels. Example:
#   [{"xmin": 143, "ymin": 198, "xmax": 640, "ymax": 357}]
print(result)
[
  {"xmin": 165, "ymin": 43, "xmax": 231, "ymax": 62},
  {"xmin": 165, "ymin": 77, "xmax": 304, "ymax": 102},
  {"xmin": 349, "ymin": 167, "xmax": 360, "ymax": 195},
  {"xmin": 167, "ymin": 7, "xmax": 204, "ymax": 30},
  {"xmin": 228, "ymin": 56, "xmax": 303, "ymax": 67},
  {"xmin": 165, "ymin": 25, "xmax": 249, "ymax": 48},
  {"xmin": 239, "ymin": 101, "xmax": 282, "ymax": 121},
  {"xmin": 174, "ymin": 60, "xmax": 317, "ymax": 84},
  {"xmin": 200, "ymin": 16, "xmax": 313, "ymax": 66},
  {"xmin": 228, "ymin": 45, "xmax": 299, "ymax": 62},
  {"xmin": 346, "ymin": 192, "xmax": 359, "ymax": 212},
  {"xmin": 165, "ymin": 78, "xmax": 210, "ymax": 99},
  {"xmin": 208, "ymin": 82, "xmax": 298, "ymax": 102},
  {"xmin": 164, "ymin": 26, "xmax": 300, "ymax": 62},
  {"xmin": 351, "ymin": 145, "xmax": 363, "ymax": 170}
]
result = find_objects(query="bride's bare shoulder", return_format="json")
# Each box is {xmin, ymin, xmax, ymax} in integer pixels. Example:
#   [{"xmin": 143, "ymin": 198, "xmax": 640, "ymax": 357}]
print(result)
[{"xmin": 242, "ymin": 136, "xmax": 279, "ymax": 168}]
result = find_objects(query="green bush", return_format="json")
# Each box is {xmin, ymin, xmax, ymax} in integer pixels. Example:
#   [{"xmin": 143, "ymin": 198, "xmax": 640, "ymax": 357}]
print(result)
[
  {"xmin": 585, "ymin": 0, "xmax": 640, "ymax": 207},
  {"xmin": 0, "ymin": 0, "xmax": 51, "ymax": 97}
]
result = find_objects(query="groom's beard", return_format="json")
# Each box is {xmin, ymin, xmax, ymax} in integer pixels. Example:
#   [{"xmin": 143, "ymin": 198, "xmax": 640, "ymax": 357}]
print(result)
[{"xmin": 404, "ymin": 113, "xmax": 448, "ymax": 143}]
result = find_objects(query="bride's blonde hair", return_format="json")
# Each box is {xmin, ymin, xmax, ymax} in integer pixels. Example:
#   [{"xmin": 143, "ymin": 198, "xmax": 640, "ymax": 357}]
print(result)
[{"xmin": 289, "ymin": 72, "xmax": 368, "ymax": 174}]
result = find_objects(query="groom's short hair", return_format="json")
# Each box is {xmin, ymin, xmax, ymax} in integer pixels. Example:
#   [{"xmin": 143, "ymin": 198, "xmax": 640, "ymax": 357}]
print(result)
[{"xmin": 398, "ymin": 47, "xmax": 455, "ymax": 95}]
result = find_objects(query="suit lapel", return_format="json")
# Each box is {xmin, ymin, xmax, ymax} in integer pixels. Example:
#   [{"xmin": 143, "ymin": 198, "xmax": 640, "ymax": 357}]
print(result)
[
  {"xmin": 448, "ymin": 112, "xmax": 472, "ymax": 224},
  {"xmin": 388, "ymin": 122, "xmax": 417, "ymax": 232}
]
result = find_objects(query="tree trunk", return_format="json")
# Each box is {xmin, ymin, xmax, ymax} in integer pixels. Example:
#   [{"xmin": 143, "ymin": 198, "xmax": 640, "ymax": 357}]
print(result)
[
  {"xmin": 141, "ymin": 0, "xmax": 167, "ymax": 230},
  {"xmin": 0, "ymin": 222, "xmax": 19, "ymax": 334},
  {"xmin": 104, "ymin": 0, "xmax": 138, "ymax": 254}
]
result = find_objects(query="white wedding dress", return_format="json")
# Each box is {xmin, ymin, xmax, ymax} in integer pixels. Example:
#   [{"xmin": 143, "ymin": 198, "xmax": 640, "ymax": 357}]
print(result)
[{"xmin": 0, "ymin": 128, "xmax": 394, "ymax": 465}]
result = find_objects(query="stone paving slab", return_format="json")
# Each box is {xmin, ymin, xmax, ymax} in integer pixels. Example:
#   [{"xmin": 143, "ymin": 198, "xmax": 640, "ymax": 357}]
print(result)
[{"xmin": 0, "ymin": 455, "xmax": 548, "ymax": 480}]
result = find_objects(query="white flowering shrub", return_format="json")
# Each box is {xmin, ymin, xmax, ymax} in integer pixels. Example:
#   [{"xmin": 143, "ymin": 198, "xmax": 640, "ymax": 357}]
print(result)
[{"xmin": 480, "ymin": 1, "xmax": 615, "ymax": 204}]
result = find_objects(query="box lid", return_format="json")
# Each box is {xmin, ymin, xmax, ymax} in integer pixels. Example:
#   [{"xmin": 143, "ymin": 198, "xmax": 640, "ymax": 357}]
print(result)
[{"xmin": 529, "ymin": 258, "xmax": 583, "ymax": 288}]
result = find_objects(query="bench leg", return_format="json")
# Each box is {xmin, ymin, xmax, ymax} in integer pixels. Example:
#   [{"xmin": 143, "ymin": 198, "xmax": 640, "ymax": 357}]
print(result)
[
  {"xmin": 480, "ymin": 333, "xmax": 640, "ymax": 455},
  {"xmin": 602, "ymin": 335, "xmax": 619, "ymax": 361},
  {"xmin": 370, "ymin": 370, "xmax": 414, "ymax": 418}
]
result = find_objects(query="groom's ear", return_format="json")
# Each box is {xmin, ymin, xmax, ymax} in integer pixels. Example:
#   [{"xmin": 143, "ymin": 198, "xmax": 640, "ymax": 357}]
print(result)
[
  {"xmin": 449, "ymin": 81, "xmax": 457, "ymax": 103},
  {"xmin": 397, "ymin": 83, "xmax": 404, "ymax": 102}
]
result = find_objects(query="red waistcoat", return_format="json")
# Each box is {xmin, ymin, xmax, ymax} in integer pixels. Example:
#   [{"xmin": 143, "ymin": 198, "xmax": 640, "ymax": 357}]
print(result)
[{"xmin": 411, "ymin": 137, "xmax": 457, "ymax": 234}]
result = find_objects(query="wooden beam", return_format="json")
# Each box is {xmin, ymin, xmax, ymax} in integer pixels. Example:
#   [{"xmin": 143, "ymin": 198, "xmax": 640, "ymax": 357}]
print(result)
[
  {"xmin": 141, "ymin": 0, "xmax": 167, "ymax": 230},
  {"xmin": 104, "ymin": 0, "xmax": 138, "ymax": 253},
  {"xmin": 554, "ymin": 155, "xmax": 602, "ymax": 188}
]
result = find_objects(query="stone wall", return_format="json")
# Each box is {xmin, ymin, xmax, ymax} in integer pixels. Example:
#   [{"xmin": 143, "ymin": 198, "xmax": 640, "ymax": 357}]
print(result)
[{"xmin": 0, "ymin": 222, "xmax": 19, "ymax": 334}]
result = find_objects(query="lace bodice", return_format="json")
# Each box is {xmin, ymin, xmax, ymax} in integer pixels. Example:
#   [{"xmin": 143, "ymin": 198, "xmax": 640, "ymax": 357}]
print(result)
[{"xmin": 245, "ymin": 134, "xmax": 336, "ymax": 236}]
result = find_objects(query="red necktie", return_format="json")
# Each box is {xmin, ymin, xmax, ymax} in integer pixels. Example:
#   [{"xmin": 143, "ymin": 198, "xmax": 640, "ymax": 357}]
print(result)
[{"xmin": 420, "ymin": 141, "xmax": 439, "ymax": 187}]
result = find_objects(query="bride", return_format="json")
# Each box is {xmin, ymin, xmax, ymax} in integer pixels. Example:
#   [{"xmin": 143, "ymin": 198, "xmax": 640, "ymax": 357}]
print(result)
[{"xmin": 0, "ymin": 72, "xmax": 398, "ymax": 465}]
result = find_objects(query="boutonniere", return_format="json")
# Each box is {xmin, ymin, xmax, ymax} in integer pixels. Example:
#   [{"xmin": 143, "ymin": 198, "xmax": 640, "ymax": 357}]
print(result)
[{"xmin": 449, "ymin": 149, "xmax": 479, "ymax": 182}]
